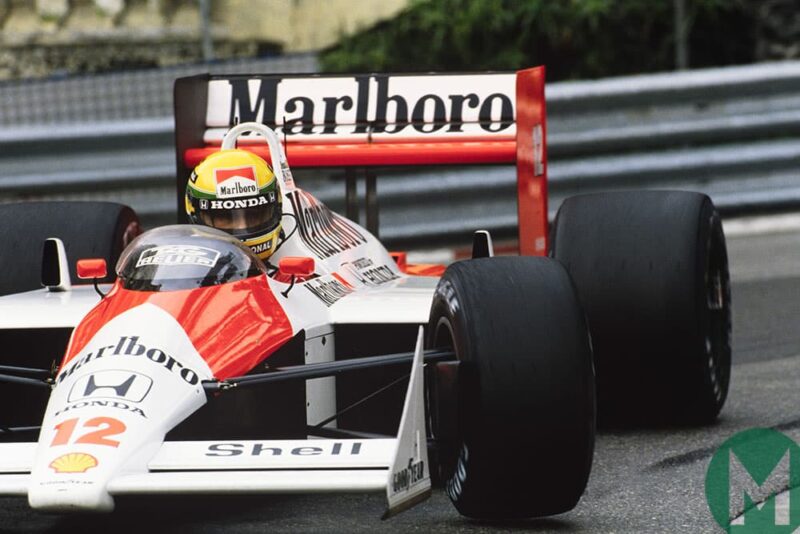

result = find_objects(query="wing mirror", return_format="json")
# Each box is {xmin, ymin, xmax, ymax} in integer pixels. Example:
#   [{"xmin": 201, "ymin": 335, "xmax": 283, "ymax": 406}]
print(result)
[
  {"xmin": 76, "ymin": 258, "xmax": 108, "ymax": 298},
  {"xmin": 278, "ymin": 257, "xmax": 314, "ymax": 298},
  {"xmin": 77, "ymin": 259, "xmax": 107, "ymax": 279},
  {"xmin": 278, "ymin": 257, "xmax": 315, "ymax": 277},
  {"xmin": 41, "ymin": 238, "xmax": 71, "ymax": 292}
]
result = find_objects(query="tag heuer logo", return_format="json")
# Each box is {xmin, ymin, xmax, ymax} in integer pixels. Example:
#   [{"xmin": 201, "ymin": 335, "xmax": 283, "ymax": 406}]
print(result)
[{"xmin": 136, "ymin": 245, "xmax": 221, "ymax": 268}]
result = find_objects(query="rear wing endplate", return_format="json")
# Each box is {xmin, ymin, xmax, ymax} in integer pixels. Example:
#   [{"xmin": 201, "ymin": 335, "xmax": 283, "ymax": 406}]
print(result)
[{"xmin": 174, "ymin": 68, "xmax": 547, "ymax": 255}]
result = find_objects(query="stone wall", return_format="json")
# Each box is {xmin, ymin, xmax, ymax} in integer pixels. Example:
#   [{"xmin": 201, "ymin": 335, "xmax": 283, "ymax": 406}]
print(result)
[
  {"xmin": 0, "ymin": 0, "xmax": 409, "ymax": 79},
  {"xmin": 756, "ymin": 0, "xmax": 800, "ymax": 61}
]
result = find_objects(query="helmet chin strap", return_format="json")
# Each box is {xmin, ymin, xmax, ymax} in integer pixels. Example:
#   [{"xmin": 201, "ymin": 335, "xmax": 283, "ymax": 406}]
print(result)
[{"xmin": 221, "ymin": 122, "xmax": 290, "ymax": 192}]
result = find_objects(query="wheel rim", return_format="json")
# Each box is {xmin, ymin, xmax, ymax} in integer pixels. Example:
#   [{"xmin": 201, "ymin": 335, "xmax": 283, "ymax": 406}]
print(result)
[{"xmin": 704, "ymin": 216, "xmax": 732, "ymax": 408}]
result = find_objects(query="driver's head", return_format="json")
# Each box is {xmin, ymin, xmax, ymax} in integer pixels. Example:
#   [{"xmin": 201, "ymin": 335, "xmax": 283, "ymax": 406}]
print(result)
[{"xmin": 185, "ymin": 149, "xmax": 282, "ymax": 259}]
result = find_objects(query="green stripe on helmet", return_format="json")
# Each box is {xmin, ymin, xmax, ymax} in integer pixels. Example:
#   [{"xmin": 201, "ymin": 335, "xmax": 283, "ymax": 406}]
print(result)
[{"xmin": 187, "ymin": 184, "xmax": 217, "ymax": 200}]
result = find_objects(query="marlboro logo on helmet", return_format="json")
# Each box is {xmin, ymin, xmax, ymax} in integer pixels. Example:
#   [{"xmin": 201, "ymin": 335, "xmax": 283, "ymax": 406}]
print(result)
[{"xmin": 214, "ymin": 166, "xmax": 259, "ymax": 198}]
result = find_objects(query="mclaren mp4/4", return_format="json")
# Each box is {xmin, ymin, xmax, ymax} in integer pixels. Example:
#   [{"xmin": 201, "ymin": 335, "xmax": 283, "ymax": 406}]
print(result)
[{"xmin": 0, "ymin": 67, "xmax": 731, "ymax": 521}]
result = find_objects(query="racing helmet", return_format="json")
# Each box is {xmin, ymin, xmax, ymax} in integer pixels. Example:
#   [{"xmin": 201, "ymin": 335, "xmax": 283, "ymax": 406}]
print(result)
[{"xmin": 185, "ymin": 149, "xmax": 282, "ymax": 260}]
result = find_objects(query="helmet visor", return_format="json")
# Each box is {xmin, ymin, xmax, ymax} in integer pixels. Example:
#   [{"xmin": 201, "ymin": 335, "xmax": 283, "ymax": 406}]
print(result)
[{"xmin": 197, "ymin": 196, "xmax": 280, "ymax": 237}]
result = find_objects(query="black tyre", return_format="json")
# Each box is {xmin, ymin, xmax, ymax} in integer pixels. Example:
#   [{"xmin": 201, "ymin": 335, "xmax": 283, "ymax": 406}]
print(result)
[
  {"xmin": 428, "ymin": 257, "xmax": 595, "ymax": 519},
  {"xmin": 0, "ymin": 201, "xmax": 140, "ymax": 296},
  {"xmin": 550, "ymin": 191, "xmax": 731, "ymax": 424}
]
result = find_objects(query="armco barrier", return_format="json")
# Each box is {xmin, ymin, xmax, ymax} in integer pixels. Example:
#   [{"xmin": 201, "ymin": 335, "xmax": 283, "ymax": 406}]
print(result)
[{"xmin": 1, "ymin": 61, "xmax": 800, "ymax": 248}]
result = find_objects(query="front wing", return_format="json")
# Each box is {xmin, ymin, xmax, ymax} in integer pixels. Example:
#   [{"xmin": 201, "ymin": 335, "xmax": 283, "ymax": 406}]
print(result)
[
  {"xmin": 0, "ymin": 329, "xmax": 432, "ymax": 517},
  {"xmin": 0, "ymin": 439, "xmax": 393, "ymax": 495}
]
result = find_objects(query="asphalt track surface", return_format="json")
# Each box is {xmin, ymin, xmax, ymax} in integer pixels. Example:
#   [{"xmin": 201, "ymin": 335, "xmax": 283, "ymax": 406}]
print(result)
[{"xmin": 3, "ymin": 219, "xmax": 800, "ymax": 533}]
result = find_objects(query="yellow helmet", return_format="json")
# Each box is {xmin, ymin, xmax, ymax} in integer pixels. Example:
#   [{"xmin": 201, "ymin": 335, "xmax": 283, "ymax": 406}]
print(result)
[{"xmin": 185, "ymin": 149, "xmax": 282, "ymax": 259}]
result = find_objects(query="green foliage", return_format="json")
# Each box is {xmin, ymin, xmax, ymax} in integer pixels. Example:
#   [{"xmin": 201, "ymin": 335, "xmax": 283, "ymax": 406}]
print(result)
[{"xmin": 321, "ymin": 0, "xmax": 755, "ymax": 80}]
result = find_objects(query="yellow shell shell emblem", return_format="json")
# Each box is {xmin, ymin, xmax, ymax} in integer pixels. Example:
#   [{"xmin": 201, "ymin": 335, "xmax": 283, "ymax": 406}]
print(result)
[{"xmin": 49, "ymin": 452, "xmax": 98, "ymax": 474}]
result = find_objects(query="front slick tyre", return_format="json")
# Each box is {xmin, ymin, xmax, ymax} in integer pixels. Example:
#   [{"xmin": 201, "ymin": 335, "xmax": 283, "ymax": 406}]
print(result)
[{"xmin": 428, "ymin": 257, "xmax": 595, "ymax": 519}]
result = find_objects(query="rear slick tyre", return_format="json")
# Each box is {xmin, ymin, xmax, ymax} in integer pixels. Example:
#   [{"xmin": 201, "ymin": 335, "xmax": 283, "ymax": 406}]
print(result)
[
  {"xmin": 428, "ymin": 257, "xmax": 595, "ymax": 519},
  {"xmin": 550, "ymin": 191, "xmax": 731, "ymax": 425},
  {"xmin": 0, "ymin": 201, "xmax": 140, "ymax": 296}
]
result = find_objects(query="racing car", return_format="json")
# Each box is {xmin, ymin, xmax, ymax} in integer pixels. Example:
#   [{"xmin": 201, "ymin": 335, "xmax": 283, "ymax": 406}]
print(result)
[{"xmin": 0, "ymin": 67, "xmax": 731, "ymax": 519}]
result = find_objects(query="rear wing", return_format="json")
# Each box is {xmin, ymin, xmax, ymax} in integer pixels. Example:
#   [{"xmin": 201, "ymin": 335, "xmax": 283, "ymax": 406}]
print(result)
[{"xmin": 174, "ymin": 68, "xmax": 547, "ymax": 255}]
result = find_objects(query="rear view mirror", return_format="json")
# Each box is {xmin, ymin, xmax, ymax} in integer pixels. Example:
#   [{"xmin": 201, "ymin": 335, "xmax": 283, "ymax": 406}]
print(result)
[
  {"xmin": 278, "ymin": 257, "xmax": 315, "ymax": 277},
  {"xmin": 76, "ymin": 258, "xmax": 107, "ymax": 280},
  {"xmin": 41, "ymin": 238, "xmax": 71, "ymax": 292}
]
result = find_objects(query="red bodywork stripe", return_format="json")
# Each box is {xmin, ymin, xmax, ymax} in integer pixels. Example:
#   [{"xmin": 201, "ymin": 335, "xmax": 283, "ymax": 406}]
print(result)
[
  {"xmin": 63, "ymin": 276, "xmax": 293, "ymax": 380},
  {"xmin": 404, "ymin": 264, "xmax": 447, "ymax": 277},
  {"xmin": 185, "ymin": 141, "xmax": 516, "ymax": 169}
]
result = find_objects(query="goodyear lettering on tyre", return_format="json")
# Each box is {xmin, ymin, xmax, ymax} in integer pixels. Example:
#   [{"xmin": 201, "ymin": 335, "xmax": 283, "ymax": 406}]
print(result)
[
  {"xmin": 436, "ymin": 279, "xmax": 460, "ymax": 313},
  {"xmin": 446, "ymin": 444, "xmax": 469, "ymax": 501}
]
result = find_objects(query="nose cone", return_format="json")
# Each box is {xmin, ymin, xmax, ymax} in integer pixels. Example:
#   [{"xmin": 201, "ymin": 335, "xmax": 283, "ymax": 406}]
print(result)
[{"xmin": 28, "ymin": 303, "xmax": 213, "ymax": 512}]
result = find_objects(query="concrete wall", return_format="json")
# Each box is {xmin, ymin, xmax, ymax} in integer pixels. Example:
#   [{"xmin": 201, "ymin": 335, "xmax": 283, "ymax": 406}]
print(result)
[
  {"xmin": 0, "ymin": 0, "xmax": 410, "ymax": 79},
  {"xmin": 215, "ymin": 0, "xmax": 408, "ymax": 52}
]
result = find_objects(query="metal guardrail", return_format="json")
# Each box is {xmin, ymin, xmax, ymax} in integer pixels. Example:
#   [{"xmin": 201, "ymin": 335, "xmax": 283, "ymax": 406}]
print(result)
[
  {"xmin": 1, "ymin": 61, "xmax": 800, "ymax": 248},
  {"xmin": 0, "ymin": 54, "xmax": 319, "ymax": 126}
]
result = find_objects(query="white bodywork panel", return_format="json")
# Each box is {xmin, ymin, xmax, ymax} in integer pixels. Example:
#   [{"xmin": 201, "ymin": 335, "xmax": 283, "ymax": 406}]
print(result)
[
  {"xmin": 264, "ymin": 182, "xmax": 437, "ymax": 334},
  {"xmin": 0, "ymin": 285, "xmax": 103, "ymax": 328},
  {"xmin": 304, "ymin": 325, "xmax": 337, "ymax": 428},
  {"xmin": 330, "ymin": 276, "xmax": 438, "ymax": 324},
  {"xmin": 28, "ymin": 303, "xmax": 213, "ymax": 512}
]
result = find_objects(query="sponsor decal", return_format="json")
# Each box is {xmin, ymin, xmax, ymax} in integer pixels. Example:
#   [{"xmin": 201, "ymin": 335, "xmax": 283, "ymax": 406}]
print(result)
[
  {"xmin": 341, "ymin": 257, "xmax": 400, "ymax": 287},
  {"xmin": 199, "ymin": 198, "xmax": 209, "ymax": 210},
  {"xmin": 214, "ymin": 165, "xmax": 259, "ymax": 198},
  {"xmin": 287, "ymin": 190, "xmax": 367, "ymax": 259},
  {"xmin": 249, "ymin": 239, "xmax": 273, "ymax": 255},
  {"xmin": 54, "ymin": 400, "xmax": 147, "ymax": 419},
  {"xmin": 50, "ymin": 417, "xmax": 126, "ymax": 448},
  {"xmin": 533, "ymin": 123, "xmax": 545, "ymax": 177},
  {"xmin": 49, "ymin": 453, "xmax": 98, "ymax": 474},
  {"xmin": 392, "ymin": 458, "xmax": 426, "ymax": 494},
  {"xmin": 209, "ymin": 194, "xmax": 274, "ymax": 210},
  {"xmin": 68, "ymin": 370, "xmax": 152, "ymax": 403},
  {"xmin": 220, "ymin": 75, "xmax": 514, "ymax": 136},
  {"xmin": 136, "ymin": 245, "xmax": 220, "ymax": 268},
  {"xmin": 206, "ymin": 441, "xmax": 362, "ymax": 457},
  {"xmin": 56, "ymin": 336, "xmax": 201, "ymax": 387},
  {"xmin": 279, "ymin": 159, "xmax": 295, "ymax": 189},
  {"xmin": 304, "ymin": 278, "xmax": 353, "ymax": 307}
]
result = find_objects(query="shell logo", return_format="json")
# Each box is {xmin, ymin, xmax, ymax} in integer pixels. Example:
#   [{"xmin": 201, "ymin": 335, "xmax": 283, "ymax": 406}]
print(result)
[{"xmin": 49, "ymin": 453, "xmax": 99, "ymax": 474}]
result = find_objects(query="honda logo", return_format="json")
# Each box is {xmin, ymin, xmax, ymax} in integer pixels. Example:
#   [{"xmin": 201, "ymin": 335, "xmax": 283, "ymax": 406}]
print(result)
[{"xmin": 68, "ymin": 370, "xmax": 153, "ymax": 403}]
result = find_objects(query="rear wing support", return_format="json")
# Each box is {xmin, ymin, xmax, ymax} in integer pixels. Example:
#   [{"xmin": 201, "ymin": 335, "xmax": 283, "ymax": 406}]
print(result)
[
  {"xmin": 344, "ymin": 168, "xmax": 379, "ymax": 237},
  {"xmin": 174, "ymin": 68, "xmax": 548, "ymax": 254}
]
